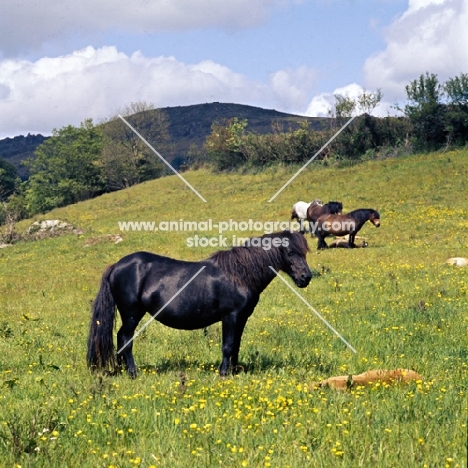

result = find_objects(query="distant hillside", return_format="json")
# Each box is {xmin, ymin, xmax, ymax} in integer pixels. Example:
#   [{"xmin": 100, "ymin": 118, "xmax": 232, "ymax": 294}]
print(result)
[
  {"xmin": 159, "ymin": 102, "xmax": 326, "ymax": 160},
  {"xmin": 0, "ymin": 103, "xmax": 326, "ymax": 179},
  {"xmin": 0, "ymin": 134, "xmax": 48, "ymax": 179}
]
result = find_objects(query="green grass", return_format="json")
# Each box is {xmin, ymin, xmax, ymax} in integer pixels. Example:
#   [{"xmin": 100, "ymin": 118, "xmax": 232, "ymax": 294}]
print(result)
[{"xmin": 1, "ymin": 150, "xmax": 467, "ymax": 467}]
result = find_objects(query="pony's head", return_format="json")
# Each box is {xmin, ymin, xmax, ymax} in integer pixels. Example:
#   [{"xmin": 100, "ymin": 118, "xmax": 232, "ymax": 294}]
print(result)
[
  {"xmin": 272, "ymin": 231, "xmax": 312, "ymax": 288},
  {"xmin": 369, "ymin": 209, "xmax": 381, "ymax": 227},
  {"xmin": 212, "ymin": 231, "xmax": 312, "ymax": 290}
]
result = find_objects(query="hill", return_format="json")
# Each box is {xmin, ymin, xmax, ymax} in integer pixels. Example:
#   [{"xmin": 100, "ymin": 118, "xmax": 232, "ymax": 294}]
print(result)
[
  {"xmin": 0, "ymin": 133, "xmax": 48, "ymax": 179},
  {"xmin": 1, "ymin": 149, "xmax": 467, "ymax": 466},
  {"xmin": 0, "ymin": 103, "xmax": 324, "ymax": 178},
  {"xmin": 159, "ymin": 102, "xmax": 325, "ymax": 160}
]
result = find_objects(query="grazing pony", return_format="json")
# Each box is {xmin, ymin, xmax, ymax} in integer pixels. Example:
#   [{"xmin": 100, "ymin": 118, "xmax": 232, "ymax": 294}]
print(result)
[
  {"xmin": 87, "ymin": 231, "xmax": 312, "ymax": 378},
  {"xmin": 315, "ymin": 208, "xmax": 380, "ymax": 249},
  {"xmin": 306, "ymin": 201, "xmax": 343, "ymax": 236}
]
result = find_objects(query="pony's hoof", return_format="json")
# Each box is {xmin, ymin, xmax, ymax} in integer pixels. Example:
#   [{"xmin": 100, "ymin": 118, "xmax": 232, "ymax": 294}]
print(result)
[{"xmin": 233, "ymin": 365, "xmax": 245, "ymax": 375}]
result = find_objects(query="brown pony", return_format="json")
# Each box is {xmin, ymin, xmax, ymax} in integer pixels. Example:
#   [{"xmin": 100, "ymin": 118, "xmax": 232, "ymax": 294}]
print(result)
[
  {"xmin": 315, "ymin": 208, "xmax": 380, "ymax": 249},
  {"xmin": 306, "ymin": 201, "xmax": 343, "ymax": 236}
]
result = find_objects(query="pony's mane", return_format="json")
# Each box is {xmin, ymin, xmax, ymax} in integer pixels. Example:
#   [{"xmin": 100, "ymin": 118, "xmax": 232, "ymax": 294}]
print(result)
[
  {"xmin": 322, "ymin": 201, "xmax": 343, "ymax": 213},
  {"xmin": 209, "ymin": 231, "xmax": 308, "ymax": 290},
  {"xmin": 348, "ymin": 208, "xmax": 379, "ymax": 217}
]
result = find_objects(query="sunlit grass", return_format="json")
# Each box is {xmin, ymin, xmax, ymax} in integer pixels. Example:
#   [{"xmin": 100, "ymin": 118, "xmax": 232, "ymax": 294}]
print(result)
[{"xmin": 0, "ymin": 150, "xmax": 467, "ymax": 466}]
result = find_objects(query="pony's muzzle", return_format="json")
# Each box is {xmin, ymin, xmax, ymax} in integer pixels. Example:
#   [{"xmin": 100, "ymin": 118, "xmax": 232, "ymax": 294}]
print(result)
[{"xmin": 297, "ymin": 271, "xmax": 312, "ymax": 287}]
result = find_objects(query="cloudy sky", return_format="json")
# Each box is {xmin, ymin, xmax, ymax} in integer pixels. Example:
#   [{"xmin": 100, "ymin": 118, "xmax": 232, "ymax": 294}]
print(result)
[{"xmin": 0, "ymin": 0, "xmax": 467, "ymax": 138}]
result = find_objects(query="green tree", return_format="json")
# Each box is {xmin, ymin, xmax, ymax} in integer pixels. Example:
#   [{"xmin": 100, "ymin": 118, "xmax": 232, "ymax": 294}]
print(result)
[
  {"xmin": 204, "ymin": 118, "xmax": 248, "ymax": 171},
  {"xmin": 0, "ymin": 157, "xmax": 18, "ymax": 201},
  {"xmin": 100, "ymin": 102, "xmax": 170, "ymax": 190},
  {"xmin": 444, "ymin": 73, "xmax": 468, "ymax": 146},
  {"xmin": 25, "ymin": 119, "xmax": 104, "ymax": 214},
  {"xmin": 445, "ymin": 73, "xmax": 468, "ymax": 106},
  {"xmin": 332, "ymin": 88, "xmax": 382, "ymax": 119},
  {"xmin": 357, "ymin": 88, "xmax": 383, "ymax": 115},
  {"xmin": 404, "ymin": 72, "xmax": 446, "ymax": 150},
  {"xmin": 329, "ymin": 89, "xmax": 383, "ymax": 159},
  {"xmin": 333, "ymin": 95, "xmax": 356, "ymax": 120}
]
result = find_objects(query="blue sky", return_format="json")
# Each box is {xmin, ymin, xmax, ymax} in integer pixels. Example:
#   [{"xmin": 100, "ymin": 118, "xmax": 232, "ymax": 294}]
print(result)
[
  {"xmin": 101, "ymin": 1, "xmax": 405, "ymax": 84},
  {"xmin": 0, "ymin": 0, "xmax": 466, "ymax": 138}
]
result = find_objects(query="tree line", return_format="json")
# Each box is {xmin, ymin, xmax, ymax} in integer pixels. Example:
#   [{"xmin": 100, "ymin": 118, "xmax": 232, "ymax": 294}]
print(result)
[
  {"xmin": 0, "ymin": 102, "xmax": 171, "ymax": 226},
  {"xmin": 202, "ymin": 72, "xmax": 468, "ymax": 171},
  {"xmin": 1, "ymin": 72, "xmax": 467, "ymax": 227}
]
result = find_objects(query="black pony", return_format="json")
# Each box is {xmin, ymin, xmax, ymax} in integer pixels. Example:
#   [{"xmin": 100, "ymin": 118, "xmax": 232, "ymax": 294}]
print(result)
[{"xmin": 87, "ymin": 231, "xmax": 312, "ymax": 378}]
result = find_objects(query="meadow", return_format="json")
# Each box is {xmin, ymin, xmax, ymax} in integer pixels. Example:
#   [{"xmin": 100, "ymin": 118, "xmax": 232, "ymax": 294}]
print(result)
[{"xmin": 0, "ymin": 150, "xmax": 467, "ymax": 467}]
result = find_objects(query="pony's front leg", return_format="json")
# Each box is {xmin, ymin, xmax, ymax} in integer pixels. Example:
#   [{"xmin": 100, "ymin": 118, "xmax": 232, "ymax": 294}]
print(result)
[
  {"xmin": 316, "ymin": 232, "xmax": 328, "ymax": 249},
  {"xmin": 219, "ymin": 311, "xmax": 249, "ymax": 376},
  {"xmin": 347, "ymin": 233, "xmax": 356, "ymax": 248}
]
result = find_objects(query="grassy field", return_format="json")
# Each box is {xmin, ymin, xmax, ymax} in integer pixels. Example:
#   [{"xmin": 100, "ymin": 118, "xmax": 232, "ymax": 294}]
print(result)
[{"xmin": 0, "ymin": 150, "xmax": 467, "ymax": 467}]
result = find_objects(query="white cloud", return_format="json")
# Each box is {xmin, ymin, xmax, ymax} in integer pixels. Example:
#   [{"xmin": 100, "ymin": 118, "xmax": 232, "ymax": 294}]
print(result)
[
  {"xmin": 305, "ymin": 93, "xmax": 333, "ymax": 117},
  {"xmin": 306, "ymin": 83, "xmax": 364, "ymax": 117},
  {"xmin": 404, "ymin": 0, "xmax": 447, "ymax": 15},
  {"xmin": 0, "ymin": 46, "xmax": 316, "ymax": 137},
  {"xmin": 364, "ymin": 0, "xmax": 468, "ymax": 103},
  {"xmin": 0, "ymin": 0, "xmax": 289, "ymax": 56},
  {"xmin": 270, "ymin": 66, "xmax": 319, "ymax": 111},
  {"xmin": 306, "ymin": 0, "xmax": 468, "ymax": 118}
]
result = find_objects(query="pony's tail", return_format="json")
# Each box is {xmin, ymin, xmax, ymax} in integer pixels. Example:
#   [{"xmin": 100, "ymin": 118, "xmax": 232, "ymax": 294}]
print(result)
[{"xmin": 87, "ymin": 265, "xmax": 117, "ymax": 373}]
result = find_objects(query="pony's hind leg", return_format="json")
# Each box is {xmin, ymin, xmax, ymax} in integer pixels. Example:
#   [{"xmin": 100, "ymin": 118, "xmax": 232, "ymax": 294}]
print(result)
[
  {"xmin": 116, "ymin": 311, "xmax": 144, "ymax": 378},
  {"xmin": 298, "ymin": 219, "xmax": 305, "ymax": 234}
]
